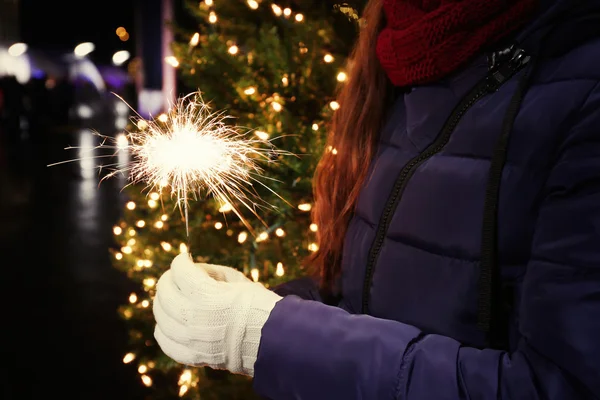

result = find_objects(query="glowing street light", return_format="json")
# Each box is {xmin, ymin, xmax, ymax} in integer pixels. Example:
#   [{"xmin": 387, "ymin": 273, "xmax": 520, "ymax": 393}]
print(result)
[
  {"xmin": 112, "ymin": 50, "xmax": 131, "ymax": 66},
  {"xmin": 74, "ymin": 42, "xmax": 95, "ymax": 58},
  {"xmin": 8, "ymin": 43, "xmax": 27, "ymax": 57}
]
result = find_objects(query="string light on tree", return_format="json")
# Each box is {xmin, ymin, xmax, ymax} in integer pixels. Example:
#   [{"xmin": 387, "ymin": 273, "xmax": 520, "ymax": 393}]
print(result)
[
  {"xmin": 165, "ymin": 56, "xmax": 180, "ymax": 67},
  {"xmin": 143, "ymin": 278, "xmax": 156, "ymax": 288},
  {"xmin": 179, "ymin": 369, "xmax": 192, "ymax": 384},
  {"xmin": 189, "ymin": 32, "xmax": 200, "ymax": 47},
  {"xmin": 271, "ymin": 4, "xmax": 282, "ymax": 16},
  {"xmin": 298, "ymin": 203, "xmax": 312, "ymax": 211},
  {"xmin": 179, "ymin": 385, "xmax": 189, "ymax": 397},
  {"xmin": 116, "ymin": 133, "xmax": 129, "ymax": 149},
  {"xmin": 219, "ymin": 202, "xmax": 233, "ymax": 212},
  {"xmin": 276, "ymin": 262, "xmax": 285, "ymax": 276},
  {"xmin": 256, "ymin": 231, "xmax": 269, "ymax": 242},
  {"xmin": 271, "ymin": 101, "xmax": 282, "ymax": 112},
  {"xmin": 137, "ymin": 120, "xmax": 149, "ymax": 130},
  {"xmin": 255, "ymin": 130, "xmax": 269, "ymax": 140},
  {"xmin": 141, "ymin": 375, "xmax": 153, "ymax": 387},
  {"xmin": 123, "ymin": 353, "xmax": 136, "ymax": 364}
]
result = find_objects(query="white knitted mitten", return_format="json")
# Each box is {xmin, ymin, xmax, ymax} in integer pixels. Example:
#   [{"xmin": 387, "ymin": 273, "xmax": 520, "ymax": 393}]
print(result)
[{"xmin": 153, "ymin": 253, "xmax": 282, "ymax": 376}]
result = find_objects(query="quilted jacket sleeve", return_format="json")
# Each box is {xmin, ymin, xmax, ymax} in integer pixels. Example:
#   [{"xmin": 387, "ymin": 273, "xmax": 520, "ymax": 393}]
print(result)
[
  {"xmin": 252, "ymin": 83, "xmax": 600, "ymax": 400},
  {"xmin": 271, "ymin": 277, "xmax": 323, "ymax": 302}
]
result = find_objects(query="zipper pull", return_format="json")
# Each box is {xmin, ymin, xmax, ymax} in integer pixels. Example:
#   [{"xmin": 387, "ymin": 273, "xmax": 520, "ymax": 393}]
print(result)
[
  {"xmin": 487, "ymin": 47, "xmax": 531, "ymax": 91},
  {"xmin": 487, "ymin": 44, "xmax": 515, "ymax": 71}
]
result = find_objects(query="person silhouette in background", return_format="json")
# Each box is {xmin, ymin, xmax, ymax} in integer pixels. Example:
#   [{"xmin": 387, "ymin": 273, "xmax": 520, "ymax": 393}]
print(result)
[
  {"xmin": 0, "ymin": 76, "xmax": 24, "ymax": 136},
  {"xmin": 152, "ymin": 0, "xmax": 600, "ymax": 398}
]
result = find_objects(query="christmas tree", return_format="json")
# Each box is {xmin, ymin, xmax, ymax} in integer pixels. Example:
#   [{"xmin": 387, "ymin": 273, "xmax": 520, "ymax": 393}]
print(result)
[{"xmin": 111, "ymin": 1, "xmax": 363, "ymax": 398}]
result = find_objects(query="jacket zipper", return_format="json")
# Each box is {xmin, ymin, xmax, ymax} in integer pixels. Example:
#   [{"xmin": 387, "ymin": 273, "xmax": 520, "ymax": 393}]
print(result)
[{"xmin": 360, "ymin": 47, "xmax": 531, "ymax": 315}]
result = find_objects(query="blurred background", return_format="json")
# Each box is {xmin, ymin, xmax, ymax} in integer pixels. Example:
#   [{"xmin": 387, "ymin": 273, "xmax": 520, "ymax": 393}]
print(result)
[{"xmin": 0, "ymin": 0, "xmax": 362, "ymax": 398}]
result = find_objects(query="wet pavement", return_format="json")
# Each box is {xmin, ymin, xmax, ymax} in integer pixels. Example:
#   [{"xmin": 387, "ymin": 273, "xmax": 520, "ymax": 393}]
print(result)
[{"xmin": 1, "ymin": 119, "xmax": 150, "ymax": 399}]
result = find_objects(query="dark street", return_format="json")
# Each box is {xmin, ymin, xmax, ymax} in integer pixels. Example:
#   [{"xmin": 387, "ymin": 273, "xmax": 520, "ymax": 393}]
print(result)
[{"xmin": 0, "ymin": 119, "xmax": 150, "ymax": 399}]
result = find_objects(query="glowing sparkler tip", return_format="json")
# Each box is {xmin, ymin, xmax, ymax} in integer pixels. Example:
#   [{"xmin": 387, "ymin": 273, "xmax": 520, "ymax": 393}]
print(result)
[{"xmin": 124, "ymin": 91, "xmax": 290, "ymax": 233}]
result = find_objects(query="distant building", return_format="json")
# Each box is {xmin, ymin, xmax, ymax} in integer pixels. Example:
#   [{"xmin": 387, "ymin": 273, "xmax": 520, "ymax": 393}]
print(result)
[
  {"xmin": 0, "ymin": 0, "xmax": 27, "ymax": 84},
  {"xmin": 133, "ymin": 0, "xmax": 176, "ymax": 118},
  {"xmin": 0, "ymin": 0, "xmax": 20, "ymax": 42}
]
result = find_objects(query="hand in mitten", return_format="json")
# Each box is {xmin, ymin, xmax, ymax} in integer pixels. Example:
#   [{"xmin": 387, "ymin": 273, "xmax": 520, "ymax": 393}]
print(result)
[{"xmin": 153, "ymin": 253, "xmax": 282, "ymax": 376}]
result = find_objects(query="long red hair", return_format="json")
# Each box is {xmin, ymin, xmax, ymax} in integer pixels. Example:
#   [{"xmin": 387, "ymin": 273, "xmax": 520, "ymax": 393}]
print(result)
[{"xmin": 309, "ymin": 0, "xmax": 393, "ymax": 295}]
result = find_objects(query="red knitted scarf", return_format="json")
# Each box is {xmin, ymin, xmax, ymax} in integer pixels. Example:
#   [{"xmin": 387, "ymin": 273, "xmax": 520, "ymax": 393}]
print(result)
[{"xmin": 376, "ymin": 0, "xmax": 538, "ymax": 87}]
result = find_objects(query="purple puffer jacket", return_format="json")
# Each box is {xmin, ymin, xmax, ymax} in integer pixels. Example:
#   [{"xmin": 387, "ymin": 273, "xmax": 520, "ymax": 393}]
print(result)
[{"xmin": 254, "ymin": 1, "xmax": 600, "ymax": 398}]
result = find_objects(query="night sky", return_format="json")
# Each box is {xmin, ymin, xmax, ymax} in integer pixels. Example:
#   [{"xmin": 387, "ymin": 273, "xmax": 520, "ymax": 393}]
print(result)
[{"xmin": 19, "ymin": 0, "xmax": 137, "ymax": 65}]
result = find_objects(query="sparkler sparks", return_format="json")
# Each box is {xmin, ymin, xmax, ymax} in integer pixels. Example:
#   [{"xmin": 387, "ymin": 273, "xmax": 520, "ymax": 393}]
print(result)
[{"xmin": 50, "ymin": 92, "xmax": 290, "ymax": 244}]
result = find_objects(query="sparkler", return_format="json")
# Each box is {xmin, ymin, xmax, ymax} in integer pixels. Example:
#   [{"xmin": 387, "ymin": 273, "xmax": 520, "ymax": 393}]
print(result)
[{"xmin": 50, "ymin": 92, "xmax": 289, "ymax": 252}]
